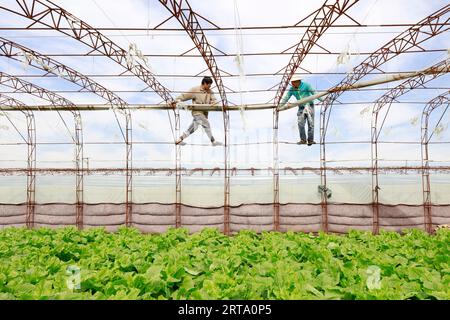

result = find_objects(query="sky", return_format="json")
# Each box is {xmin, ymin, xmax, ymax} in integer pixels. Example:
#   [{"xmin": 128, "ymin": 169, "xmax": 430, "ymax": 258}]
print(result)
[{"xmin": 0, "ymin": 0, "xmax": 449, "ymax": 171}]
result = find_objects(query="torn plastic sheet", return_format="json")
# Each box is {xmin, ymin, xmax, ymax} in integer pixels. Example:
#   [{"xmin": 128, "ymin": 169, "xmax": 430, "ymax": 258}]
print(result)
[
  {"xmin": 434, "ymin": 122, "xmax": 449, "ymax": 139},
  {"xmin": 409, "ymin": 116, "xmax": 419, "ymax": 126},
  {"xmin": 126, "ymin": 43, "xmax": 154, "ymax": 73}
]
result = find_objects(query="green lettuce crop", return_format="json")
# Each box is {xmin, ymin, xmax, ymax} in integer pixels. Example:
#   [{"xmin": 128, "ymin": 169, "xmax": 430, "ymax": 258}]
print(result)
[{"xmin": 0, "ymin": 226, "xmax": 448, "ymax": 300}]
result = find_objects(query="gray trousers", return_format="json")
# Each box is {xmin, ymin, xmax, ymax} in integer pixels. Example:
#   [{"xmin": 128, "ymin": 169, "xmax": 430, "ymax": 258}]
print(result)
[
  {"xmin": 182, "ymin": 113, "xmax": 214, "ymax": 141},
  {"xmin": 297, "ymin": 104, "xmax": 314, "ymax": 142}
]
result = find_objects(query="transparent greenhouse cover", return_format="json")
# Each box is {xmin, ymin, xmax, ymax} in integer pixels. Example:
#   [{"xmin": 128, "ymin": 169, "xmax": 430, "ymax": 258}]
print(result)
[{"xmin": 0, "ymin": 0, "xmax": 449, "ymax": 233}]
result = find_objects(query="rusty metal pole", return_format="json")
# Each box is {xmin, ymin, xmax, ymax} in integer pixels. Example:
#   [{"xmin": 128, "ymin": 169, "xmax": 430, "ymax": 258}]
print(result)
[
  {"xmin": 74, "ymin": 113, "xmax": 83, "ymax": 229},
  {"xmin": 27, "ymin": 112, "xmax": 36, "ymax": 228},
  {"xmin": 319, "ymin": 108, "xmax": 329, "ymax": 232},
  {"xmin": 370, "ymin": 110, "xmax": 380, "ymax": 234},
  {"xmin": 0, "ymin": 95, "xmax": 36, "ymax": 228},
  {"xmin": 158, "ymin": 0, "xmax": 231, "ymax": 234},
  {"xmin": 273, "ymin": 0, "xmax": 359, "ymax": 233},
  {"xmin": 421, "ymin": 111, "xmax": 432, "ymax": 234},
  {"xmin": 272, "ymin": 109, "xmax": 280, "ymax": 231},
  {"xmin": 175, "ymin": 109, "xmax": 181, "ymax": 228},
  {"xmin": 125, "ymin": 113, "xmax": 132, "ymax": 227},
  {"xmin": 421, "ymin": 91, "xmax": 450, "ymax": 233}
]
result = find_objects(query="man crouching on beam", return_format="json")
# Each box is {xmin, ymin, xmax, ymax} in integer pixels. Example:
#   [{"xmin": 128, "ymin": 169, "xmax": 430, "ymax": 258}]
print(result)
[{"xmin": 172, "ymin": 76, "xmax": 223, "ymax": 146}]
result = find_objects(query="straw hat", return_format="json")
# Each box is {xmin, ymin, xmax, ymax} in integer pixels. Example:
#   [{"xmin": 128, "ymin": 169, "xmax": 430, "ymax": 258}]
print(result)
[{"xmin": 290, "ymin": 74, "xmax": 302, "ymax": 82}]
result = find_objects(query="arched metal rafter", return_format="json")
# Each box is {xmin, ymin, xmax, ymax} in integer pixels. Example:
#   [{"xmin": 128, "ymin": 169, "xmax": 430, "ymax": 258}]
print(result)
[
  {"xmin": 421, "ymin": 91, "xmax": 450, "ymax": 233},
  {"xmin": 371, "ymin": 58, "xmax": 450, "ymax": 234},
  {"xmin": 0, "ymin": 71, "xmax": 83, "ymax": 228},
  {"xmin": 273, "ymin": 0, "xmax": 360, "ymax": 107},
  {"xmin": 158, "ymin": 0, "xmax": 231, "ymax": 234},
  {"xmin": 272, "ymin": 0, "xmax": 359, "ymax": 231},
  {"xmin": 319, "ymin": 5, "xmax": 450, "ymax": 233},
  {"xmin": 0, "ymin": 94, "xmax": 28, "ymax": 142},
  {"xmin": 0, "ymin": 0, "xmax": 175, "ymax": 103},
  {"xmin": 1, "ymin": 0, "xmax": 183, "ymax": 228},
  {"xmin": 0, "ymin": 37, "xmax": 135, "ymax": 227},
  {"xmin": 0, "ymin": 94, "xmax": 36, "ymax": 228},
  {"xmin": 0, "ymin": 37, "xmax": 128, "ymax": 137}
]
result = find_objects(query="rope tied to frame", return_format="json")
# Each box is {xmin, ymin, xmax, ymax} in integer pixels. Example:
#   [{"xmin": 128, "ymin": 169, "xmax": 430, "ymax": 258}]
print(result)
[
  {"xmin": 125, "ymin": 43, "xmax": 154, "ymax": 73},
  {"xmin": 337, "ymin": 43, "xmax": 352, "ymax": 66},
  {"xmin": 233, "ymin": 0, "xmax": 248, "ymax": 132}
]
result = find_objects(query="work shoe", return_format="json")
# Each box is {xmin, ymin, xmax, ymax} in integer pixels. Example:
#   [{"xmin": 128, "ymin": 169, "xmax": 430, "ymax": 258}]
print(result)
[
  {"xmin": 297, "ymin": 140, "xmax": 307, "ymax": 145},
  {"xmin": 175, "ymin": 138, "xmax": 186, "ymax": 146},
  {"xmin": 212, "ymin": 140, "xmax": 223, "ymax": 146},
  {"xmin": 307, "ymin": 140, "xmax": 316, "ymax": 146}
]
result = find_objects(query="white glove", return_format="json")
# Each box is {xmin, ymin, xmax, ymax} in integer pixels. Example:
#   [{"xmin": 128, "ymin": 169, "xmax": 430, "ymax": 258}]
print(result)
[{"xmin": 176, "ymin": 101, "xmax": 188, "ymax": 111}]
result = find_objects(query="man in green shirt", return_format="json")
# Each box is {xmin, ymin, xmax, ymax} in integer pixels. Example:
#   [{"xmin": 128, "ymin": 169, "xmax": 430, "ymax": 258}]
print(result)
[{"xmin": 280, "ymin": 75, "xmax": 321, "ymax": 146}]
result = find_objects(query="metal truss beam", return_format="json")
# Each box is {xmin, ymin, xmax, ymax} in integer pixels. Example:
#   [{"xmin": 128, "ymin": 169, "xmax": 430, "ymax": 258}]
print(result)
[
  {"xmin": 273, "ymin": 0, "xmax": 359, "ymax": 107},
  {"xmin": 0, "ymin": 0, "xmax": 174, "ymax": 103},
  {"xmin": 319, "ymin": 5, "xmax": 450, "ymax": 233}
]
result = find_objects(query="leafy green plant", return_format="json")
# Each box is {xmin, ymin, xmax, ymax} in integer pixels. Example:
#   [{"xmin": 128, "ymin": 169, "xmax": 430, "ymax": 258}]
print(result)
[{"xmin": 0, "ymin": 226, "xmax": 448, "ymax": 300}]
